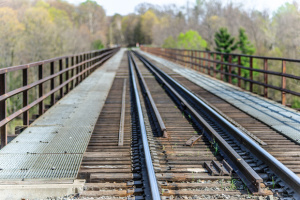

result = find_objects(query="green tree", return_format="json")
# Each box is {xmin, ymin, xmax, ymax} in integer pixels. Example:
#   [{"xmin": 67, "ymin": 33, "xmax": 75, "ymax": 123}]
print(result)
[
  {"xmin": 92, "ymin": 39, "xmax": 104, "ymax": 50},
  {"xmin": 162, "ymin": 30, "xmax": 207, "ymax": 50},
  {"xmin": 162, "ymin": 36, "xmax": 176, "ymax": 48},
  {"xmin": 0, "ymin": 7, "xmax": 24, "ymax": 68},
  {"xmin": 214, "ymin": 27, "xmax": 237, "ymax": 81},
  {"xmin": 214, "ymin": 27, "xmax": 237, "ymax": 54},
  {"xmin": 141, "ymin": 10, "xmax": 158, "ymax": 44},
  {"xmin": 176, "ymin": 30, "xmax": 207, "ymax": 50},
  {"xmin": 237, "ymin": 28, "xmax": 256, "ymax": 79},
  {"xmin": 133, "ymin": 20, "xmax": 144, "ymax": 44}
]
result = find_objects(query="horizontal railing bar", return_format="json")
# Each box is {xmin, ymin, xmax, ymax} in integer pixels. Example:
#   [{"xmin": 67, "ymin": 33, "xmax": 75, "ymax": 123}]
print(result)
[
  {"xmin": 0, "ymin": 48, "xmax": 110, "ymax": 74},
  {"xmin": 176, "ymin": 55, "xmax": 300, "ymax": 81},
  {"xmin": 0, "ymin": 50, "xmax": 114, "ymax": 102},
  {"xmin": 163, "ymin": 48, "xmax": 300, "ymax": 62},
  {"xmin": 0, "ymin": 51, "xmax": 115, "ymax": 128},
  {"xmin": 173, "ymin": 56, "xmax": 300, "ymax": 95}
]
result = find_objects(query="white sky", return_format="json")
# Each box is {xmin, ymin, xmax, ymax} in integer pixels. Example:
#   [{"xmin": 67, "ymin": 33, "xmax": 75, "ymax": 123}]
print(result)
[{"xmin": 66, "ymin": 0, "xmax": 298, "ymax": 16}]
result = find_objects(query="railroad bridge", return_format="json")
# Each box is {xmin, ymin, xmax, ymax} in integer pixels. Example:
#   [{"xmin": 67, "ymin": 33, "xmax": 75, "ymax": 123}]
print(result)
[{"xmin": 0, "ymin": 47, "xmax": 300, "ymax": 199}]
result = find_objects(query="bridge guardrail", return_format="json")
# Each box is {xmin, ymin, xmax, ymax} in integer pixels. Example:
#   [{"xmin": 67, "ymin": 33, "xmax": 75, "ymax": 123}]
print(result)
[
  {"xmin": 0, "ymin": 47, "xmax": 120, "ymax": 148},
  {"xmin": 141, "ymin": 46, "xmax": 300, "ymax": 108}
]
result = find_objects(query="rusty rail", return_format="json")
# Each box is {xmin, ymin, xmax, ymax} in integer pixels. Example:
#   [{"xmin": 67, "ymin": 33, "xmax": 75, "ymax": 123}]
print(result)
[
  {"xmin": 0, "ymin": 47, "xmax": 120, "ymax": 148},
  {"xmin": 141, "ymin": 46, "xmax": 300, "ymax": 106}
]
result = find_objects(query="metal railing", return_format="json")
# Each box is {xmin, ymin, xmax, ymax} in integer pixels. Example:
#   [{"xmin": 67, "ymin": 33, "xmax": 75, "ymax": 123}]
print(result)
[
  {"xmin": 141, "ymin": 46, "xmax": 300, "ymax": 107},
  {"xmin": 0, "ymin": 47, "xmax": 120, "ymax": 148}
]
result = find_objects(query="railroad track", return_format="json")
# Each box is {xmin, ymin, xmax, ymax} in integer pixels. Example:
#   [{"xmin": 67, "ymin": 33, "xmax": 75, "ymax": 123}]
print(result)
[{"xmin": 76, "ymin": 50, "xmax": 300, "ymax": 199}]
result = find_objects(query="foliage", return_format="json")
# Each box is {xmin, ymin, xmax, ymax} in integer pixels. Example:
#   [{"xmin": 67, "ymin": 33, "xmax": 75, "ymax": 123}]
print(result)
[
  {"xmin": 0, "ymin": 7, "xmax": 24, "ymax": 67},
  {"xmin": 92, "ymin": 40, "xmax": 104, "ymax": 50},
  {"xmin": 214, "ymin": 27, "xmax": 238, "ymax": 55},
  {"xmin": 237, "ymin": 28, "xmax": 255, "ymax": 55},
  {"xmin": 162, "ymin": 36, "xmax": 176, "ymax": 48},
  {"xmin": 237, "ymin": 28, "xmax": 256, "ymax": 79},
  {"xmin": 162, "ymin": 30, "xmax": 207, "ymax": 50},
  {"xmin": 141, "ymin": 10, "xmax": 159, "ymax": 44},
  {"xmin": 177, "ymin": 30, "xmax": 207, "ymax": 50},
  {"xmin": 214, "ymin": 27, "xmax": 237, "ymax": 81}
]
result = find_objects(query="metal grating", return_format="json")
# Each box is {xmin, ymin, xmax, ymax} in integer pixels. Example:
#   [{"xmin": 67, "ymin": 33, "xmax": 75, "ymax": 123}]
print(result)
[{"xmin": 0, "ymin": 49, "xmax": 125, "ymax": 180}]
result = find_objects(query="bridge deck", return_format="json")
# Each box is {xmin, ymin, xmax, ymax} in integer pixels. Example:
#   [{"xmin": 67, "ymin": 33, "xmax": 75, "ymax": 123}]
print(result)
[
  {"xmin": 0, "ymin": 49, "xmax": 125, "ymax": 181},
  {"xmin": 140, "ymin": 50, "xmax": 300, "ymax": 145}
]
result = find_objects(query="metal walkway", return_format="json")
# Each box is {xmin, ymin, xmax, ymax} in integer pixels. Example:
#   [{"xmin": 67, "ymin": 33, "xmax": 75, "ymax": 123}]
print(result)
[
  {"xmin": 0, "ymin": 49, "xmax": 125, "ymax": 181},
  {"xmin": 140, "ymin": 50, "xmax": 300, "ymax": 145}
]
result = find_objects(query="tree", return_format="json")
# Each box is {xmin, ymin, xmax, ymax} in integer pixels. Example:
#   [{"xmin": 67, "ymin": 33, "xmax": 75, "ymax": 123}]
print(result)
[
  {"xmin": 176, "ymin": 30, "xmax": 207, "ymax": 50},
  {"xmin": 214, "ymin": 27, "xmax": 238, "ymax": 81},
  {"xmin": 237, "ymin": 28, "xmax": 255, "ymax": 55},
  {"xmin": 92, "ymin": 40, "xmax": 104, "ymax": 49},
  {"xmin": 272, "ymin": 2, "xmax": 300, "ymax": 58},
  {"xmin": 141, "ymin": 10, "xmax": 159, "ymax": 44},
  {"xmin": 237, "ymin": 28, "xmax": 256, "ymax": 79},
  {"xmin": 78, "ymin": 0, "xmax": 107, "ymax": 44},
  {"xmin": 162, "ymin": 36, "xmax": 176, "ymax": 48},
  {"xmin": 21, "ymin": 7, "xmax": 56, "ymax": 62},
  {"xmin": 162, "ymin": 30, "xmax": 207, "ymax": 50},
  {"xmin": 214, "ymin": 27, "xmax": 238, "ymax": 54},
  {"xmin": 0, "ymin": 7, "xmax": 24, "ymax": 68}
]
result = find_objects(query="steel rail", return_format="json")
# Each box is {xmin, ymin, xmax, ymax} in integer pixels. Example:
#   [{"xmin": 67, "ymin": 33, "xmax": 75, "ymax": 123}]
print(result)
[
  {"xmin": 133, "ymin": 51, "xmax": 263, "ymax": 193},
  {"xmin": 134, "ymin": 51, "xmax": 300, "ymax": 198},
  {"xmin": 127, "ymin": 51, "xmax": 161, "ymax": 200},
  {"xmin": 131, "ymin": 54, "xmax": 168, "ymax": 138}
]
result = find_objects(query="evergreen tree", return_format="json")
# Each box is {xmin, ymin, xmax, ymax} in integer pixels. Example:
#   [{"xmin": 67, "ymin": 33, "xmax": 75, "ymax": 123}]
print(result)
[
  {"xmin": 214, "ymin": 27, "xmax": 238, "ymax": 54},
  {"xmin": 237, "ymin": 28, "xmax": 256, "ymax": 79},
  {"xmin": 214, "ymin": 27, "xmax": 237, "ymax": 81},
  {"xmin": 237, "ymin": 28, "xmax": 255, "ymax": 55},
  {"xmin": 133, "ymin": 20, "xmax": 144, "ymax": 44}
]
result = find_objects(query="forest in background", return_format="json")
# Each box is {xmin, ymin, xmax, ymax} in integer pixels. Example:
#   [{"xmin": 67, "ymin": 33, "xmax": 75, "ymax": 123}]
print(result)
[{"xmin": 0, "ymin": 0, "xmax": 299, "ymax": 70}]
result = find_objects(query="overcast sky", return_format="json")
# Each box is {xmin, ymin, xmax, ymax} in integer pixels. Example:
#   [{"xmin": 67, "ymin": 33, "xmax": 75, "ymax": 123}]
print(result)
[{"xmin": 66, "ymin": 0, "xmax": 298, "ymax": 16}]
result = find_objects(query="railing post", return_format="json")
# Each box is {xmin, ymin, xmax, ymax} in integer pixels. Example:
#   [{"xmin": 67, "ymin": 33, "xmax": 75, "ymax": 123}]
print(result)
[
  {"xmin": 83, "ymin": 54, "xmax": 86, "ymax": 79},
  {"xmin": 38, "ymin": 64, "xmax": 44, "ymax": 116},
  {"xmin": 238, "ymin": 56, "xmax": 241, "ymax": 87},
  {"xmin": 59, "ymin": 59, "xmax": 63, "ymax": 98},
  {"xmin": 50, "ymin": 62, "xmax": 55, "ymax": 105},
  {"xmin": 203, "ymin": 52, "xmax": 206, "ymax": 73},
  {"xmin": 208, "ymin": 53, "xmax": 211, "ymax": 76},
  {"xmin": 76, "ymin": 55, "xmax": 79, "ymax": 86},
  {"xmin": 199, "ymin": 51, "xmax": 203, "ymax": 72},
  {"xmin": 282, "ymin": 60, "xmax": 286, "ymax": 106},
  {"xmin": 213, "ymin": 53, "xmax": 216, "ymax": 78},
  {"xmin": 87, "ymin": 54, "xmax": 90, "ymax": 75},
  {"xmin": 197, "ymin": 51, "xmax": 200, "ymax": 71},
  {"xmin": 220, "ymin": 54, "xmax": 224, "ymax": 81},
  {"xmin": 250, "ymin": 57, "xmax": 253, "ymax": 92},
  {"xmin": 71, "ymin": 56, "xmax": 74, "ymax": 89},
  {"xmin": 65, "ymin": 57, "xmax": 69, "ymax": 94},
  {"xmin": 23, "ymin": 67, "xmax": 29, "ymax": 126},
  {"xmin": 264, "ymin": 59, "xmax": 268, "ymax": 98},
  {"xmin": 0, "ymin": 73, "xmax": 7, "ymax": 148},
  {"xmin": 228, "ymin": 55, "xmax": 232, "ymax": 84},
  {"xmin": 80, "ymin": 55, "xmax": 84, "ymax": 81},
  {"xmin": 191, "ymin": 50, "xmax": 194, "ymax": 69}
]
